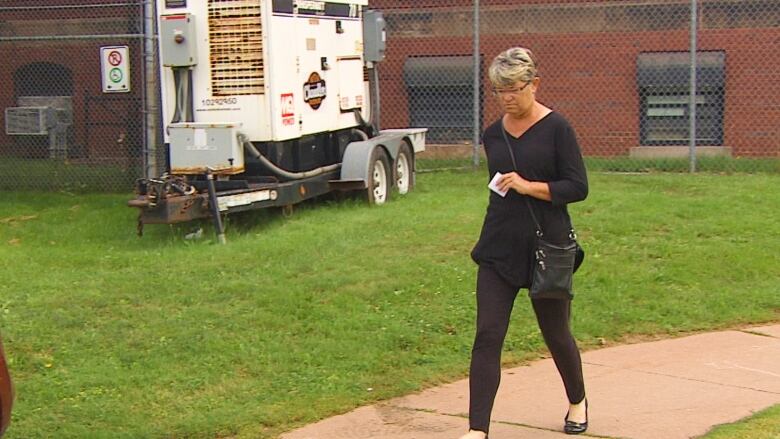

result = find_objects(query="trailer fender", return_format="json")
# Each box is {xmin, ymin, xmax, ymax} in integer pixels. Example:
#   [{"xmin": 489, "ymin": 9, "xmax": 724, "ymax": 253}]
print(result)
[
  {"xmin": 333, "ymin": 141, "xmax": 380, "ymax": 190},
  {"xmin": 380, "ymin": 128, "xmax": 427, "ymax": 154},
  {"xmin": 334, "ymin": 133, "xmax": 405, "ymax": 189}
]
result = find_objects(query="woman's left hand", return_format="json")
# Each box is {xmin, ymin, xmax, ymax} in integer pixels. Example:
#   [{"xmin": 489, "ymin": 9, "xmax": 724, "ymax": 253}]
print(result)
[
  {"xmin": 498, "ymin": 172, "xmax": 533, "ymax": 195},
  {"xmin": 498, "ymin": 172, "xmax": 552, "ymax": 201}
]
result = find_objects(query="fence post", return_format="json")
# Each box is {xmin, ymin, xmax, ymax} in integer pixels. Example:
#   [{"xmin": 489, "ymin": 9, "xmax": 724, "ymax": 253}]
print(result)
[
  {"xmin": 688, "ymin": 0, "xmax": 698, "ymax": 173},
  {"xmin": 144, "ymin": 0, "xmax": 159, "ymax": 179},
  {"xmin": 472, "ymin": 0, "xmax": 481, "ymax": 168}
]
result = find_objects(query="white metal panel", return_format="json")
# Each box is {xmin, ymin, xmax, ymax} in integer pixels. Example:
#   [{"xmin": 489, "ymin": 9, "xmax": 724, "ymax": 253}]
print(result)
[
  {"xmin": 266, "ymin": 12, "xmax": 302, "ymax": 141},
  {"xmin": 157, "ymin": 0, "xmax": 271, "ymax": 143},
  {"xmin": 316, "ymin": 0, "xmax": 368, "ymax": 4},
  {"xmin": 218, "ymin": 190, "xmax": 272, "ymax": 212},
  {"xmin": 337, "ymin": 58, "xmax": 364, "ymax": 111},
  {"xmin": 296, "ymin": 15, "xmax": 337, "ymax": 136},
  {"xmin": 157, "ymin": 0, "xmax": 368, "ymax": 143},
  {"xmin": 334, "ymin": 16, "xmax": 366, "ymax": 130},
  {"xmin": 296, "ymin": 14, "xmax": 364, "ymax": 136},
  {"xmin": 194, "ymin": 1, "xmax": 270, "ymax": 141}
]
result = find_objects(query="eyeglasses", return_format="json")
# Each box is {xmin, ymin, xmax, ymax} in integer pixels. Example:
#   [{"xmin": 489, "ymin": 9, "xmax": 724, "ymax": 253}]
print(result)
[{"xmin": 491, "ymin": 81, "xmax": 532, "ymax": 97}]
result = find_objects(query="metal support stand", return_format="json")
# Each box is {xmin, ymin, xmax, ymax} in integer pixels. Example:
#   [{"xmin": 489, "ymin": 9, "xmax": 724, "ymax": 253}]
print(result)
[
  {"xmin": 369, "ymin": 63, "xmax": 381, "ymax": 132},
  {"xmin": 144, "ymin": 0, "xmax": 159, "ymax": 179},
  {"xmin": 206, "ymin": 171, "xmax": 227, "ymax": 245},
  {"xmin": 472, "ymin": 0, "xmax": 481, "ymax": 168},
  {"xmin": 688, "ymin": 0, "xmax": 698, "ymax": 173}
]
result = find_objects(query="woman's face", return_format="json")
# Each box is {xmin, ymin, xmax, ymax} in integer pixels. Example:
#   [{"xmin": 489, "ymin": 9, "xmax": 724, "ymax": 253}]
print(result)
[{"xmin": 493, "ymin": 77, "xmax": 539, "ymax": 117}]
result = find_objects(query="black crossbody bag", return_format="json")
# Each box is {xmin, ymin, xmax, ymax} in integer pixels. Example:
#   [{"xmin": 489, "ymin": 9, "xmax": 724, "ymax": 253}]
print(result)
[{"xmin": 500, "ymin": 123, "xmax": 584, "ymax": 300}]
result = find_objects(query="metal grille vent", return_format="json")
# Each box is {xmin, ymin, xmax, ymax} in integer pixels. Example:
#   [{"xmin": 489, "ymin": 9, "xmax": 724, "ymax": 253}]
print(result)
[
  {"xmin": 5, "ymin": 107, "xmax": 54, "ymax": 135},
  {"xmin": 208, "ymin": 0, "xmax": 264, "ymax": 96}
]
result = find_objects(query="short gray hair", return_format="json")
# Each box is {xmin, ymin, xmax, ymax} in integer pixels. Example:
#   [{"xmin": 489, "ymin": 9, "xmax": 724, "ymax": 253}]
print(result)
[{"xmin": 488, "ymin": 47, "xmax": 539, "ymax": 87}]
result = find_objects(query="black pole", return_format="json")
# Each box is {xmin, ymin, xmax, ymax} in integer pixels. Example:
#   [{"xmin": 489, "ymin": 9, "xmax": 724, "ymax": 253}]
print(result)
[{"xmin": 206, "ymin": 171, "xmax": 227, "ymax": 244}]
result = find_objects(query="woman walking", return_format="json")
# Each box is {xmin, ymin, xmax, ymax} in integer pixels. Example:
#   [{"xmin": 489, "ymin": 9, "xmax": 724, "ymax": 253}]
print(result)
[{"xmin": 461, "ymin": 47, "xmax": 589, "ymax": 438}]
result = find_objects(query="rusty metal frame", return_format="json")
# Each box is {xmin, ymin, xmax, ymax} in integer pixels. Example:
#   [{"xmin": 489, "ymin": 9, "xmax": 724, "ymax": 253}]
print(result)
[{"xmin": 130, "ymin": 169, "xmax": 341, "ymax": 227}]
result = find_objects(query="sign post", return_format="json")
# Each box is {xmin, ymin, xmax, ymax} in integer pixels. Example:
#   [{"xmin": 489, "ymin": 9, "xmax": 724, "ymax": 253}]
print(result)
[{"xmin": 101, "ymin": 46, "xmax": 131, "ymax": 93}]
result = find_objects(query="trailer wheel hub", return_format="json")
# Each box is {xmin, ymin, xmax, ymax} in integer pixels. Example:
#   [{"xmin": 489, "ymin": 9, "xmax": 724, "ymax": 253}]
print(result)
[{"xmin": 372, "ymin": 160, "xmax": 388, "ymax": 204}]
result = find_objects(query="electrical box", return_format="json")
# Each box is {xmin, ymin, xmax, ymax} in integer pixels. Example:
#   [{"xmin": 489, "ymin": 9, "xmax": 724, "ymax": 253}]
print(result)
[
  {"xmin": 160, "ymin": 13, "xmax": 198, "ymax": 67},
  {"xmin": 363, "ymin": 10, "xmax": 386, "ymax": 63},
  {"xmin": 168, "ymin": 123, "xmax": 244, "ymax": 175}
]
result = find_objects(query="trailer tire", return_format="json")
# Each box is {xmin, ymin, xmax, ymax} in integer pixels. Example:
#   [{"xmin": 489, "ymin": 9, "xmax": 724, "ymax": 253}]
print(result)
[
  {"xmin": 394, "ymin": 142, "xmax": 414, "ymax": 195},
  {"xmin": 366, "ymin": 147, "xmax": 391, "ymax": 205}
]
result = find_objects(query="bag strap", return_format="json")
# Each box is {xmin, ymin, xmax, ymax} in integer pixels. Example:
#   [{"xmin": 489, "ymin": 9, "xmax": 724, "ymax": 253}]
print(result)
[
  {"xmin": 500, "ymin": 121, "xmax": 544, "ymax": 237},
  {"xmin": 500, "ymin": 121, "xmax": 579, "ymax": 242}
]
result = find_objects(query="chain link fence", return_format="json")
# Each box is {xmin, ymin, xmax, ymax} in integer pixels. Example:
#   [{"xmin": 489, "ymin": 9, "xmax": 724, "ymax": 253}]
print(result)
[
  {"xmin": 376, "ymin": 0, "xmax": 780, "ymax": 173},
  {"xmin": 1, "ymin": 1, "xmax": 778, "ymax": 193},
  {"xmin": 0, "ymin": 1, "xmax": 158, "ymax": 192}
]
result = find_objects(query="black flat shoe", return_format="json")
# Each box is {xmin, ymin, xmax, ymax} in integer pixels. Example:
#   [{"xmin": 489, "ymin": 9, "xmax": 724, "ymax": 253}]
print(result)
[{"xmin": 564, "ymin": 398, "xmax": 588, "ymax": 435}]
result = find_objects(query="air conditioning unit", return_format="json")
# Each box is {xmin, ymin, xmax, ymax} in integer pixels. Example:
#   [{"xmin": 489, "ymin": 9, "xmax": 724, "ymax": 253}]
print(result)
[
  {"xmin": 5, "ymin": 107, "xmax": 56, "ymax": 135},
  {"xmin": 18, "ymin": 96, "xmax": 73, "ymax": 126}
]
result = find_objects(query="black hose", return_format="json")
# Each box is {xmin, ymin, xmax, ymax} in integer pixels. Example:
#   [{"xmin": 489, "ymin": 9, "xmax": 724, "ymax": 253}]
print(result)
[
  {"xmin": 240, "ymin": 135, "xmax": 341, "ymax": 180},
  {"xmin": 352, "ymin": 109, "xmax": 376, "ymax": 138}
]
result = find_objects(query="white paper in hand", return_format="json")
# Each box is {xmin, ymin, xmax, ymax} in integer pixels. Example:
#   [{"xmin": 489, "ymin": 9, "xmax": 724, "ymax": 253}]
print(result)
[{"xmin": 489, "ymin": 172, "xmax": 508, "ymax": 197}]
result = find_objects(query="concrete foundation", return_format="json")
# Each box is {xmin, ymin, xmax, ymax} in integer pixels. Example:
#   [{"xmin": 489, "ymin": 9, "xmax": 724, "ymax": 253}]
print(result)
[{"xmin": 629, "ymin": 146, "xmax": 732, "ymax": 158}]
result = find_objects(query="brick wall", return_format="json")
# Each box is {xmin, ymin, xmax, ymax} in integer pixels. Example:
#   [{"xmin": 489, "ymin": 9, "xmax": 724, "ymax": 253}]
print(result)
[
  {"xmin": 2, "ymin": 1, "xmax": 777, "ymax": 160},
  {"xmin": 0, "ymin": 39, "xmax": 145, "ymax": 160},
  {"xmin": 378, "ymin": 0, "xmax": 780, "ymax": 158},
  {"xmin": 0, "ymin": 2, "xmax": 144, "ymax": 161}
]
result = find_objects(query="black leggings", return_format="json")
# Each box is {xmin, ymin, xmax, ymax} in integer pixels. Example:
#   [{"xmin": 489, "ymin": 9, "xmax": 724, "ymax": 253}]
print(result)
[{"xmin": 469, "ymin": 265, "xmax": 585, "ymax": 433}]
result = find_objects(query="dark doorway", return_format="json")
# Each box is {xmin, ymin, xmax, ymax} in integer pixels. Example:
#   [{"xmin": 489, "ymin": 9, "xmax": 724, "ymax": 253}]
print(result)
[
  {"xmin": 11, "ymin": 63, "xmax": 75, "ymax": 158},
  {"xmin": 14, "ymin": 62, "xmax": 73, "ymax": 97}
]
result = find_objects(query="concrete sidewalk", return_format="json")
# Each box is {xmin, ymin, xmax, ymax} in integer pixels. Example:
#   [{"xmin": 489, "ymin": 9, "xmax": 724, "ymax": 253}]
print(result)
[{"xmin": 281, "ymin": 325, "xmax": 780, "ymax": 439}]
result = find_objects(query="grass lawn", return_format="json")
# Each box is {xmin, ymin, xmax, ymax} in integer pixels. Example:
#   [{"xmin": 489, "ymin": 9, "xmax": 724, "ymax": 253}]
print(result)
[
  {"xmin": 0, "ymin": 157, "xmax": 139, "ymax": 192},
  {"xmin": 702, "ymin": 404, "xmax": 780, "ymax": 439},
  {"xmin": 0, "ymin": 170, "xmax": 778, "ymax": 438},
  {"xmin": 417, "ymin": 155, "xmax": 780, "ymax": 174}
]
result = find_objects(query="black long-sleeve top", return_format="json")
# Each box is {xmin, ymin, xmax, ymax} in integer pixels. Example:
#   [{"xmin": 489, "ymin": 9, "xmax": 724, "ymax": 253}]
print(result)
[{"xmin": 471, "ymin": 112, "xmax": 589, "ymax": 289}]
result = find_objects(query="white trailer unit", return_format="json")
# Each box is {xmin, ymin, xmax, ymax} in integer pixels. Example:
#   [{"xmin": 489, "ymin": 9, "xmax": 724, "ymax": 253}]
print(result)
[{"xmin": 130, "ymin": 0, "xmax": 426, "ymax": 241}]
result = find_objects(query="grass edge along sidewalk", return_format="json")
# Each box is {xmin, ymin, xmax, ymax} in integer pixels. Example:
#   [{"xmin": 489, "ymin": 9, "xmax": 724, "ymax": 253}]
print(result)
[
  {"xmin": 280, "ymin": 325, "xmax": 780, "ymax": 439},
  {"xmin": 703, "ymin": 403, "xmax": 780, "ymax": 439},
  {"xmin": 0, "ymin": 171, "xmax": 778, "ymax": 438}
]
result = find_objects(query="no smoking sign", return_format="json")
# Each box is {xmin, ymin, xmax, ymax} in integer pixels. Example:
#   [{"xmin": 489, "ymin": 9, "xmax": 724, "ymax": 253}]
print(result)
[{"xmin": 101, "ymin": 46, "xmax": 130, "ymax": 93}]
